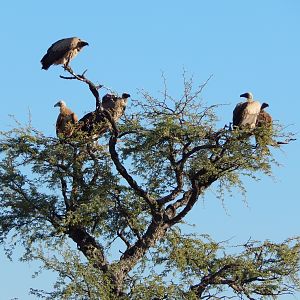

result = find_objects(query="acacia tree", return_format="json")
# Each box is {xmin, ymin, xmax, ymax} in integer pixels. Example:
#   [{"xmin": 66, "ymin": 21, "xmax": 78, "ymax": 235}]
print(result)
[{"xmin": 0, "ymin": 64, "xmax": 299, "ymax": 299}]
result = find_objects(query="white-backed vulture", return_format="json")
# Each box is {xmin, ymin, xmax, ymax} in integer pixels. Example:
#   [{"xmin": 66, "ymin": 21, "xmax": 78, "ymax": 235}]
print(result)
[
  {"xmin": 256, "ymin": 102, "xmax": 272, "ymax": 127},
  {"xmin": 41, "ymin": 37, "xmax": 89, "ymax": 70},
  {"xmin": 232, "ymin": 92, "xmax": 261, "ymax": 128},
  {"xmin": 54, "ymin": 100, "xmax": 78, "ymax": 137},
  {"xmin": 79, "ymin": 93, "xmax": 130, "ymax": 137}
]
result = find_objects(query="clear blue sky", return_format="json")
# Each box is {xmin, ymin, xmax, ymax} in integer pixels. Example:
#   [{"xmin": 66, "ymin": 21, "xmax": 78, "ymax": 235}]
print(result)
[{"xmin": 0, "ymin": 1, "xmax": 299, "ymax": 299}]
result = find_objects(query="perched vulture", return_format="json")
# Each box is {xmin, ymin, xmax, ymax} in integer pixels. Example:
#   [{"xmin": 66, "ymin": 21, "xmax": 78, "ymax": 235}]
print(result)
[
  {"xmin": 256, "ymin": 102, "xmax": 272, "ymax": 127},
  {"xmin": 255, "ymin": 102, "xmax": 273, "ymax": 147},
  {"xmin": 232, "ymin": 92, "xmax": 261, "ymax": 128},
  {"xmin": 79, "ymin": 93, "xmax": 130, "ymax": 137},
  {"xmin": 41, "ymin": 37, "xmax": 89, "ymax": 70},
  {"xmin": 102, "ymin": 93, "xmax": 130, "ymax": 121},
  {"xmin": 54, "ymin": 100, "xmax": 78, "ymax": 137}
]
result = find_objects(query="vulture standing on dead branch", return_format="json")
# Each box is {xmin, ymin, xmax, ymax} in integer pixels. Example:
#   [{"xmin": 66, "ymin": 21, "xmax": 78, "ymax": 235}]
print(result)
[
  {"xmin": 54, "ymin": 100, "xmax": 78, "ymax": 137},
  {"xmin": 232, "ymin": 92, "xmax": 261, "ymax": 128},
  {"xmin": 79, "ymin": 93, "xmax": 130, "ymax": 137},
  {"xmin": 41, "ymin": 37, "xmax": 89, "ymax": 70}
]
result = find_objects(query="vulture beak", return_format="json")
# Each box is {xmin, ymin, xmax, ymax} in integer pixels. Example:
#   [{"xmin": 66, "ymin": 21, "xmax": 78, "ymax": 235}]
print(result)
[
  {"xmin": 81, "ymin": 41, "xmax": 89, "ymax": 47},
  {"xmin": 240, "ymin": 92, "xmax": 253, "ymax": 99},
  {"xmin": 54, "ymin": 102, "xmax": 60, "ymax": 107},
  {"xmin": 240, "ymin": 93, "xmax": 248, "ymax": 98}
]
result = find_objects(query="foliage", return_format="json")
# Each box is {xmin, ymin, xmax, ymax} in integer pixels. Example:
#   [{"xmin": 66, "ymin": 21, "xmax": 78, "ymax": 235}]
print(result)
[{"xmin": 0, "ymin": 70, "xmax": 298, "ymax": 299}]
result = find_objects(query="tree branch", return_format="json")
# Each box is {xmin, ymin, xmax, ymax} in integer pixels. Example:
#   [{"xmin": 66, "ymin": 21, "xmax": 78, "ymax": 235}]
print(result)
[
  {"xmin": 157, "ymin": 143, "xmax": 184, "ymax": 206},
  {"xmin": 109, "ymin": 134, "xmax": 156, "ymax": 210},
  {"xmin": 60, "ymin": 66, "xmax": 103, "ymax": 110},
  {"xmin": 191, "ymin": 263, "xmax": 239, "ymax": 297},
  {"xmin": 68, "ymin": 225, "xmax": 108, "ymax": 272},
  {"xmin": 58, "ymin": 175, "xmax": 70, "ymax": 210}
]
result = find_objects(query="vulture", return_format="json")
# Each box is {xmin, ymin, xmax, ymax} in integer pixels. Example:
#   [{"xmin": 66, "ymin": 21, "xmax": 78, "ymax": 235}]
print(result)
[
  {"xmin": 54, "ymin": 100, "xmax": 78, "ymax": 137},
  {"xmin": 232, "ymin": 92, "xmax": 261, "ymax": 129},
  {"xmin": 255, "ymin": 102, "xmax": 273, "ymax": 147},
  {"xmin": 41, "ymin": 37, "xmax": 89, "ymax": 70},
  {"xmin": 79, "ymin": 93, "xmax": 130, "ymax": 137},
  {"xmin": 256, "ymin": 102, "xmax": 272, "ymax": 127},
  {"xmin": 102, "ymin": 93, "xmax": 130, "ymax": 121}
]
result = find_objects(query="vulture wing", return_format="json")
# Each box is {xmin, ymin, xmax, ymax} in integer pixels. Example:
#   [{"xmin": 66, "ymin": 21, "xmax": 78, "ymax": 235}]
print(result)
[
  {"xmin": 257, "ymin": 110, "xmax": 272, "ymax": 127},
  {"xmin": 233, "ymin": 102, "xmax": 247, "ymax": 126},
  {"xmin": 79, "ymin": 111, "xmax": 98, "ymax": 134},
  {"xmin": 56, "ymin": 114, "xmax": 65, "ymax": 136},
  {"xmin": 71, "ymin": 112, "xmax": 78, "ymax": 124},
  {"xmin": 56, "ymin": 106, "xmax": 78, "ymax": 137},
  {"xmin": 41, "ymin": 37, "xmax": 80, "ymax": 70},
  {"xmin": 79, "ymin": 111, "xmax": 108, "ymax": 138}
]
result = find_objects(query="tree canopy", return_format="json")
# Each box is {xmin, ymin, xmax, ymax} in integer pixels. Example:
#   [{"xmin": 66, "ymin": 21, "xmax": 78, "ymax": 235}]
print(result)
[{"xmin": 0, "ymin": 65, "xmax": 298, "ymax": 299}]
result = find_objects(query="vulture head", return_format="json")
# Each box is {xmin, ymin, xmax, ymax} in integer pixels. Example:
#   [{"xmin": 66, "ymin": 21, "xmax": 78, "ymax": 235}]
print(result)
[
  {"xmin": 122, "ymin": 93, "xmax": 131, "ymax": 99},
  {"xmin": 240, "ymin": 92, "xmax": 254, "ymax": 100},
  {"xmin": 261, "ymin": 102, "xmax": 269, "ymax": 110},
  {"xmin": 78, "ymin": 40, "xmax": 89, "ymax": 48},
  {"xmin": 256, "ymin": 102, "xmax": 272, "ymax": 127},
  {"xmin": 101, "ymin": 93, "xmax": 131, "ymax": 105},
  {"xmin": 54, "ymin": 100, "xmax": 66, "ymax": 108}
]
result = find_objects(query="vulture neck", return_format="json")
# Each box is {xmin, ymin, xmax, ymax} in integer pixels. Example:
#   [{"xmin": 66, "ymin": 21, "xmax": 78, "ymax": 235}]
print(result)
[{"xmin": 59, "ymin": 105, "xmax": 69, "ymax": 115}]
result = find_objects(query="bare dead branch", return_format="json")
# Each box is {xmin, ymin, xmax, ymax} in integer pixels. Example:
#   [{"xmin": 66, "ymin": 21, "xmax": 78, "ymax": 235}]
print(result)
[{"xmin": 60, "ymin": 66, "xmax": 103, "ymax": 110}]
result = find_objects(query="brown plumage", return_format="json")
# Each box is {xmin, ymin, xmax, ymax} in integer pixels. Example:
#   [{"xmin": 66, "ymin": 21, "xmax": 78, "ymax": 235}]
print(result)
[
  {"xmin": 102, "ymin": 93, "xmax": 130, "ymax": 121},
  {"xmin": 79, "ymin": 93, "xmax": 130, "ymax": 137},
  {"xmin": 256, "ymin": 102, "xmax": 272, "ymax": 127},
  {"xmin": 41, "ymin": 37, "xmax": 89, "ymax": 70},
  {"xmin": 54, "ymin": 100, "xmax": 78, "ymax": 137},
  {"xmin": 255, "ymin": 102, "xmax": 273, "ymax": 147},
  {"xmin": 232, "ymin": 102, "xmax": 248, "ymax": 127},
  {"xmin": 233, "ymin": 92, "xmax": 261, "ymax": 129}
]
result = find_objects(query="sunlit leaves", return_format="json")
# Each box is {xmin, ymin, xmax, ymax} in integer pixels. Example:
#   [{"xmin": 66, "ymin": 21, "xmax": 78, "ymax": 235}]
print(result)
[{"xmin": 0, "ymin": 74, "xmax": 297, "ymax": 299}]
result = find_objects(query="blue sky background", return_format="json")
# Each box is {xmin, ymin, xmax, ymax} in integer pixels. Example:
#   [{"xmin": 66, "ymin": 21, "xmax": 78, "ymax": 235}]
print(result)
[{"xmin": 0, "ymin": 1, "xmax": 300, "ymax": 299}]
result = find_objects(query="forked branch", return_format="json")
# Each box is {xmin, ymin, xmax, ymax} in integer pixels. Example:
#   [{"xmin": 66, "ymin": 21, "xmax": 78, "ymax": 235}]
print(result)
[{"xmin": 60, "ymin": 66, "xmax": 103, "ymax": 109}]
